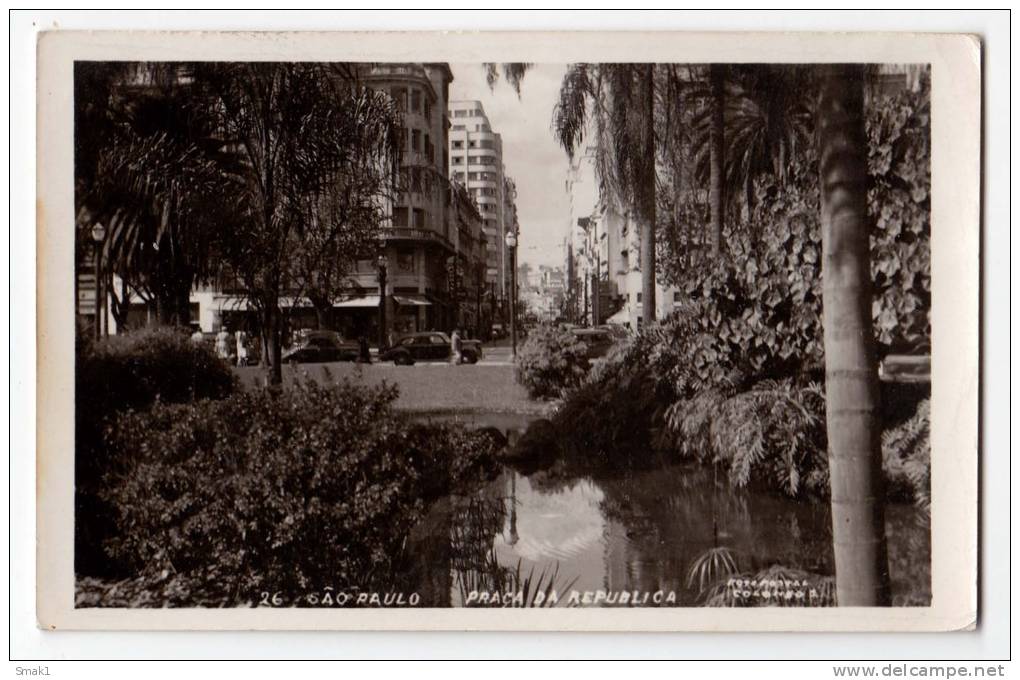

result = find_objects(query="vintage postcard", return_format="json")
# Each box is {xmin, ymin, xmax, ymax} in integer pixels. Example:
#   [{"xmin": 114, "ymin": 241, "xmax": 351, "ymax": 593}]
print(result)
[{"xmin": 36, "ymin": 30, "xmax": 980, "ymax": 631}]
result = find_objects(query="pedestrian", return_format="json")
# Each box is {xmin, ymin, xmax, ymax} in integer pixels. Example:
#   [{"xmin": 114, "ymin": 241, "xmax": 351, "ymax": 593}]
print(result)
[
  {"xmin": 357, "ymin": 335, "xmax": 371, "ymax": 364},
  {"xmin": 215, "ymin": 327, "xmax": 232, "ymax": 361},
  {"xmin": 236, "ymin": 329, "xmax": 249, "ymax": 367},
  {"xmin": 189, "ymin": 325, "xmax": 204, "ymax": 345},
  {"xmin": 450, "ymin": 326, "xmax": 463, "ymax": 365}
]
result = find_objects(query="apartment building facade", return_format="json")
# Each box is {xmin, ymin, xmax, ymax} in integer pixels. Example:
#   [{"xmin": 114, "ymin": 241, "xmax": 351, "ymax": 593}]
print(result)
[
  {"xmin": 447, "ymin": 100, "xmax": 516, "ymax": 308},
  {"xmin": 566, "ymin": 149, "xmax": 679, "ymax": 329}
]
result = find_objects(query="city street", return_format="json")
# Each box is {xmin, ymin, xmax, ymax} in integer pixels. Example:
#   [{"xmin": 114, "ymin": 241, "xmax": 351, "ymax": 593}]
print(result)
[{"xmin": 234, "ymin": 339, "xmax": 548, "ymax": 416}]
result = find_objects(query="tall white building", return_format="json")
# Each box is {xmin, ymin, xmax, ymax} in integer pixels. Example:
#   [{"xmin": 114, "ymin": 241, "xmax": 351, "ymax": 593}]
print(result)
[
  {"xmin": 447, "ymin": 100, "xmax": 515, "ymax": 301},
  {"xmin": 567, "ymin": 153, "xmax": 678, "ymax": 329}
]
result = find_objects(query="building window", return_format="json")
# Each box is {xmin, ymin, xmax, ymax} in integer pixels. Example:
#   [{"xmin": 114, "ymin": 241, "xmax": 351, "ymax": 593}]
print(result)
[
  {"xmin": 636, "ymin": 292, "xmax": 642, "ymax": 303},
  {"xmin": 469, "ymin": 140, "xmax": 476, "ymax": 148},
  {"xmin": 410, "ymin": 89, "xmax": 422, "ymax": 113},
  {"xmin": 424, "ymin": 99, "xmax": 431, "ymax": 121},
  {"xmin": 396, "ymin": 248, "xmax": 415, "ymax": 273},
  {"xmin": 452, "ymin": 125, "xmax": 465, "ymax": 131},
  {"xmin": 452, "ymin": 140, "xmax": 463, "ymax": 149},
  {"xmin": 412, "ymin": 208, "xmax": 426, "ymax": 228},
  {"xmin": 452, "ymin": 155, "xmax": 463, "ymax": 165},
  {"xmin": 411, "ymin": 129, "xmax": 421, "ymax": 153},
  {"xmin": 392, "ymin": 207, "xmax": 409, "ymax": 228},
  {"xmin": 673, "ymin": 291, "xmax": 682, "ymax": 302}
]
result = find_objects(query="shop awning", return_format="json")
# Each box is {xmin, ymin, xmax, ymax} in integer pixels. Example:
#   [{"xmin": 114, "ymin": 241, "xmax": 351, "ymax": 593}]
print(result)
[
  {"xmin": 393, "ymin": 295, "xmax": 432, "ymax": 306},
  {"xmin": 333, "ymin": 295, "xmax": 381, "ymax": 308}
]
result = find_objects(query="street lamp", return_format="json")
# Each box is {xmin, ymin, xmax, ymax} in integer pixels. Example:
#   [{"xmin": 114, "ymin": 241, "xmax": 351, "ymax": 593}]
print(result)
[
  {"xmin": 504, "ymin": 229, "xmax": 518, "ymax": 357},
  {"xmin": 91, "ymin": 222, "xmax": 107, "ymax": 340},
  {"xmin": 377, "ymin": 253, "xmax": 388, "ymax": 350}
]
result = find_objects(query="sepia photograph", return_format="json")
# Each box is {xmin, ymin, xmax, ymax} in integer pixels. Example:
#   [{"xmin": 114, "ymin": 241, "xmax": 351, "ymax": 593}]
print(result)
[{"xmin": 33, "ymin": 29, "xmax": 981, "ymax": 633}]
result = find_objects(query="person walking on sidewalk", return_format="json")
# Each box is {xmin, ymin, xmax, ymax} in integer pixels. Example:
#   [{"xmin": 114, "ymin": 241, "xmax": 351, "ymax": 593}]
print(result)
[
  {"xmin": 450, "ymin": 327, "xmax": 463, "ymax": 365},
  {"xmin": 235, "ymin": 329, "xmax": 249, "ymax": 367}
]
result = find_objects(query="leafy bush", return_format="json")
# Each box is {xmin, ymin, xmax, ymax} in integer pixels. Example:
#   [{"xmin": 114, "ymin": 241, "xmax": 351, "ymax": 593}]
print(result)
[
  {"xmin": 514, "ymin": 324, "xmax": 591, "ymax": 399},
  {"xmin": 78, "ymin": 326, "xmax": 237, "ymax": 420},
  {"xmin": 882, "ymin": 398, "xmax": 931, "ymax": 512},
  {"xmin": 868, "ymin": 88, "xmax": 931, "ymax": 352},
  {"xmin": 656, "ymin": 85, "xmax": 931, "ymax": 388},
  {"xmin": 95, "ymin": 377, "xmax": 501, "ymax": 605},
  {"xmin": 665, "ymin": 379, "xmax": 829, "ymax": 497},
  {"xmin": 76, "ymin": 327, "xmax": 238, "ymax": 576}
]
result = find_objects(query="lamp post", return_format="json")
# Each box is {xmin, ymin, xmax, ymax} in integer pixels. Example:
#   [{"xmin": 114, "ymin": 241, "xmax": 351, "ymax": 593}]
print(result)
[
  {"xmin": 504, "ymin": 229, "xmax": 518, "ymax": 357},
  {"xmin": 377, "ymin": 253, "xmax": 388, "ymax": 350},
  {"xmin": 91, "ymin": 223, "xmax": 107, "ymax": 340}
]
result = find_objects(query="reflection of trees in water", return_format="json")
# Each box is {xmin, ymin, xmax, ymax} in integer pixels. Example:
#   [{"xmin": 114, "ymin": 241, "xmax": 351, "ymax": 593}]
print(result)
[
  {"xmin": 595, "ymin": 465, "xmax": 837, "ymax": 603},
  {"xmin": 443, "ymin": 474, "xmax": 578, "ymax": 607}
]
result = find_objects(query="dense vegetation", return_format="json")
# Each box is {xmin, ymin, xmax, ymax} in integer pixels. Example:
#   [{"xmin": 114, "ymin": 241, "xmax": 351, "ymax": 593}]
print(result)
[
  {"xmin": 75, "ymin": 327, "xmax": 238, "ymax": 575},
  {"xmin": 514, "ymin": 324, "xmax": 591, "ymax": 399},
  {"xmin": 76, "ymin": 331, "xmax": 503, "ymax": 606},
  {"xmin": 514, "ymin": 85, "xmax": 931, "ymax": 505}
]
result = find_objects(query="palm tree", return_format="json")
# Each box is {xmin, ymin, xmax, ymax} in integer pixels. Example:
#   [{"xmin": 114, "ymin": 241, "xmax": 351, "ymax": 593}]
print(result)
[
  {"xmin": 553, "ymin": 64, "xmax": 659, "ymax": 323},
  {"xmin": 707, "ymin": 64, "xmax": 726, "ymax": 256},
  {"xmin": 192, "ymin": 62, "xmax": 401, "ymax": 385},
  {"xmin": 76, "ymin": 63, "xmax": 236, "ymax": 327},
  {"xmin": 723, "ymin": 65, "xmax": 814, "ymax": 220},
  {"xmin": 816, "ymin": 64, "xmax": 891, "ymax": 606},
  {"xmin": 489, "ymin": 63, "xmax": 660, "ymax": 323}
]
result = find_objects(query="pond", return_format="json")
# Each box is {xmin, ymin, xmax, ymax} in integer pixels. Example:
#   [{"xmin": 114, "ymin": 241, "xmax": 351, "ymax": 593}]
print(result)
[{"xmin": 399, "ymin": 412, "xmax": 931, "ymax": 608}]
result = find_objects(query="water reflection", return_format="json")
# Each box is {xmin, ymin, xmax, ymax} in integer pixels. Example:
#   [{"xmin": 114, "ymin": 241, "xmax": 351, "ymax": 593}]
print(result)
[{"xmin": 401, "ymin": 417, "xmax": 930, "ymax": 607}]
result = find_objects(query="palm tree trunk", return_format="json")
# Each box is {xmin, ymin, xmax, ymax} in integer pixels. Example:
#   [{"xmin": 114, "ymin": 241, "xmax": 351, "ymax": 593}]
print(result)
[
  {"xmin": 263, "ymin": 302, "xmax": 283, "ymax": 387},
  {"xmin": 640, "ymin": 63, "xmax": 657, "ymax": 323},
  {"xmin": 708, "ymin": 64, "xmax": 725, "ymax": 257},
  {"xmin": 817, "ymin": 64, "xmax": 891, "ymax": 606}
]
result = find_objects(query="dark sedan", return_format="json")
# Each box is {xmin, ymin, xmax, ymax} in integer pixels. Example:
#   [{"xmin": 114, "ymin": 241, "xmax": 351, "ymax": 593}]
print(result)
[
  {"xmin": 570, "ymin": 328, "xmax": 615, "ymax": 359},
  {"xmin": 379, "ymin": 332, "xmax": 482, "ymax": 365},
  {"xmin": 282, "ymin": 331, "xmax": 359, "ymax": 364}
]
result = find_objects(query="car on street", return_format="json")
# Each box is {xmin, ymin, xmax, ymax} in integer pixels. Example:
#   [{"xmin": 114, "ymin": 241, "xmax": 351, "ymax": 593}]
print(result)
[
  {"xmin": 282, "ymin": 330, "xmax": 359, "ymax": 364},
  {"xmin": 570, "ymin": 327, "xmax": 615, "ymax": 359},
  {"xmin": 379, "ymin": 332, "xmax": 483, "ymax": 365}
]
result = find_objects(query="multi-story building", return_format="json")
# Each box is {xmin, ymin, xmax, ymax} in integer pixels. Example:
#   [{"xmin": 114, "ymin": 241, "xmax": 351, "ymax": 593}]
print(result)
[
  {"xmin": 448, "ymin": 180, "xmax": 490, "ymax": 336},
  {"xmin": 82, "ymin": 62, "xmax": 461, "ymax": 345},
  {"xmin": 447, "ymin": 100, "xmax": 517, "ymax": 309},
  {"xmin": 566, "ymin": 152, "xmax": 678, "ymax": 329},
  {"xmin": 329, "ymin": 62, "xmax": 457, "ymax": 342}
]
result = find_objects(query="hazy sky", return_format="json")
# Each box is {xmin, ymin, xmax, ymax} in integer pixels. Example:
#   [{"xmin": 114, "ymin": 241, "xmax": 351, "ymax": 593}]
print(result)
[{"xmin": 450, "ymin": 63, "xmax": 594, "ymax": 269}]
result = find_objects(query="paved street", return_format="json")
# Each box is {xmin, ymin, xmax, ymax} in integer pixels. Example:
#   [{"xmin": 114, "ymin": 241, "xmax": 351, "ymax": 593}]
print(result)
[{"xmin": 235, "ymin": 341, "xmax": 549, "ymax": 416}]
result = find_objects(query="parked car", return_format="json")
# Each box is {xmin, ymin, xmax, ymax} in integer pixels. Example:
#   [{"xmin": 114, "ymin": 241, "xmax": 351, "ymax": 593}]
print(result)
[
  {"xmin": 282, "ymin": 330, "xmax": 359, "ymax": 364},
  {"xmin": 379, "ymin": 332, "xmax": 483, "ymax": 365},
  {"xmin": 570, "ymin": 328, "xmax": 615, "ymax": 359}
]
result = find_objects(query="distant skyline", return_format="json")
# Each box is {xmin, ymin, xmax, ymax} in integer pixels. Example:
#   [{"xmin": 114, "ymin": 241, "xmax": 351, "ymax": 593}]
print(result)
[{"xmin": 450, "ymin": 63, "xmax": 585, "ymax": 269}]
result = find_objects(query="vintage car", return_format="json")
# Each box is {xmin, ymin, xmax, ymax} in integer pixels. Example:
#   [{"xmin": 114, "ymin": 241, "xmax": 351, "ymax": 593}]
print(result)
[
  {"xmin": 281, "ymin": 330, "xmax": 359, "ymax": 364},
  {"xmin": 570, "ymin": 327, "xmax": 615, "ymax": 359},
  {"xmin": 379, "ymin": 332, "xmax": 482, "ymax": 365}
]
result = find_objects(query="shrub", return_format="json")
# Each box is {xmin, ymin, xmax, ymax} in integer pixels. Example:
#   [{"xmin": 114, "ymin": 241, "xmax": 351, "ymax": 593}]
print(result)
[
  {"xmin": 665, "ymin": 379, "xmax": 829, "ymax": 497},
  {"xmin": 882, "ymin": 398, "xmax": 931, "ymax": 512},
  {"xmin": 78, "ymin": 326, "xmax": 237, "ymax": 420},
  {"xmin": 96, "ymin": 377, "xmax": 501, "ymax": 605},
  {"xmin": 76, "ymin": 327, "xmax": 238, "ymax": 577},
  {"xmin": 514, "ymin": 324, "xmax": 591, "ymax": 399}
]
